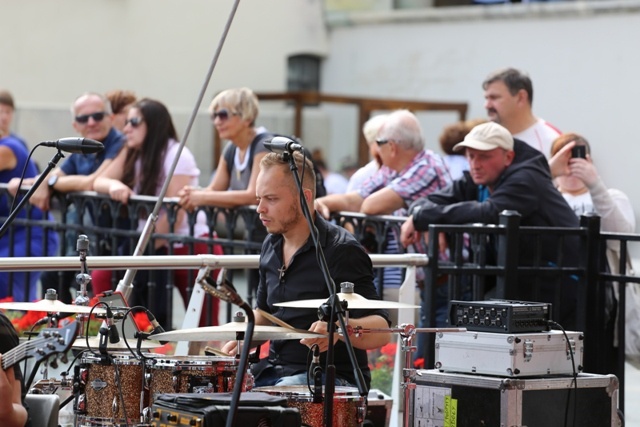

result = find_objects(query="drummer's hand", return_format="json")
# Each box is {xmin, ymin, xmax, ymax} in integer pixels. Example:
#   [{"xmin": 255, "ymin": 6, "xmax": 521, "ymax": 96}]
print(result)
[
  {"xmin": 221, "ymin": 340, "xmax": 238, "ymax": 356},
  {"xmin": 300, "ymin": 320, "xmax": 339, "ymax": 353}
]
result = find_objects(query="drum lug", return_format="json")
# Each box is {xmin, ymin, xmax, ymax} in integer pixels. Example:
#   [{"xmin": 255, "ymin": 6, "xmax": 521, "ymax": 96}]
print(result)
[
  {"xmin": 144, "ymin": 371, "xmax": 152, "ymax": 389},
  {"xmin": 112, "ymin": 395, "xmax": 119, "ymax": 417}
]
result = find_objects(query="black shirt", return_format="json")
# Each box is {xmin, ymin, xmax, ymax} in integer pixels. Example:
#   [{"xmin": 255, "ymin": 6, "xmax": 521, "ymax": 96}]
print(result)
[{"xmin": 255, "ymin": 215, "xmax": 389, "ymax": 387}]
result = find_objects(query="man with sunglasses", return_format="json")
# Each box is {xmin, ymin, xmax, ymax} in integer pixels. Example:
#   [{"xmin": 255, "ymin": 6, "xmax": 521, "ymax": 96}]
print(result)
[
  {"xmin": 11, "ymin": 92, "xmax": 124, "ymax": 210},
  {"xmin": 314, "ymin": 109, "xmax": 452, "ymax": 330},
  {"xmin": 9, "ymin": 92, "xmax": 125, "ymax": 302}
]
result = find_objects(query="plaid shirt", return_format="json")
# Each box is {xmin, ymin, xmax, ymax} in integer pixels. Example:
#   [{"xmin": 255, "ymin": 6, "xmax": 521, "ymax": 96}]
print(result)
[{"xmin": 357, "ymin": 149, "xmax": 452, "ymax": 216}]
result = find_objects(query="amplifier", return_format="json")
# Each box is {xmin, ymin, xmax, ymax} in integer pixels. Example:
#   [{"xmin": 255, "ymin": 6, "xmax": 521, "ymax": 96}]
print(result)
[{"xmin": 448, "ymin": 300, "xmax": 552, "ymax": 333}]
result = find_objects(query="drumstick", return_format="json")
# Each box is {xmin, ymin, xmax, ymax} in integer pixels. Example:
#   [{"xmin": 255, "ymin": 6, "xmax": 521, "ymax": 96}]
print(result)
[
  {"xmin": 256, "ymin": 308, "xmax": 297, "ymax": 330},
  {"xmin": 204, "ymin": 346, "xmax": 231, "ymax": 357}
]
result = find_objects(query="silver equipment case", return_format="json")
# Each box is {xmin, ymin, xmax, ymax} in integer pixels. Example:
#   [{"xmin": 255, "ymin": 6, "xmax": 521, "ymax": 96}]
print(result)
[{"xmin": 435, "ymin": 330, "xmax": 584, "ymax": 377}]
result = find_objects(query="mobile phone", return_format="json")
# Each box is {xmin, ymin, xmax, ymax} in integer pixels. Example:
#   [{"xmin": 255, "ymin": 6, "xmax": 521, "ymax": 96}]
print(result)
[{"xmin": 571, "ymin": 145, "xmax": 586, "ymax": 159}]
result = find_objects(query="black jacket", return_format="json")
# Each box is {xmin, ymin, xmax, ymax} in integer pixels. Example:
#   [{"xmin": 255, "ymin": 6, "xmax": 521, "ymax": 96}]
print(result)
[{"xmin": 410, "ymin": 139, "xmax": 578, "ymax": 230}]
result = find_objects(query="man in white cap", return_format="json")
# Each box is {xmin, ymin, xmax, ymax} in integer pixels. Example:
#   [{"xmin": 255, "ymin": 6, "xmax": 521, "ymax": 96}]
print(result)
[{"xmin": 400, "ymin": 121, "xmax": 579, "ymax": 327}]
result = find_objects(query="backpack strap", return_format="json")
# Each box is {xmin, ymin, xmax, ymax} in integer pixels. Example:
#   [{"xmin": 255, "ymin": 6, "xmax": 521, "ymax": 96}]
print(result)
[{"xmin": 224, "ymin": 132, "xmax": 274, "ymax": 177}]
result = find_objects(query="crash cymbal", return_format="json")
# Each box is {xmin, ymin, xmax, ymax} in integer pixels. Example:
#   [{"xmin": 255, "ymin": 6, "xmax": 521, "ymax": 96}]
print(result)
[
  {"xmin": 0, "ymin": 300, "xmax": 107, "ymax": 314},
  {"xmin": 274, "ymin": 292, "xmax": 420, "ymax": 310},
  {"xmin": 149, "ymin": 321, "xmax": 326, "ymax": 342},
  {"xmin": 72, "ymin": 336, "xmax": 163, "ymax": 350}
]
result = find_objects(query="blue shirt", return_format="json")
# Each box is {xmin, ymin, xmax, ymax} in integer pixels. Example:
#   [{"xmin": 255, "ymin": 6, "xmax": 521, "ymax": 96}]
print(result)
[{"xmin": 60, "ymin": 128, "xmax": 124, "ymax": 176}]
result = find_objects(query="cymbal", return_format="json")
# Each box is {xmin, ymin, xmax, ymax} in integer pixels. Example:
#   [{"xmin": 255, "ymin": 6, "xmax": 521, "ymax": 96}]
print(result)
[
  {"xmin": 0, "ymin": 300, "xmax": 107, "ymax": 314},
  {"xmin": 149, "ymin": 321, "xmax": 326, "ymax": 342},
  {"xmin": 72, "ymin": 336, "xmax": 163, "ymax": 350},
  {"xmin": 274, "ymin": 292, "xmax": 420, "ymax": 310}
]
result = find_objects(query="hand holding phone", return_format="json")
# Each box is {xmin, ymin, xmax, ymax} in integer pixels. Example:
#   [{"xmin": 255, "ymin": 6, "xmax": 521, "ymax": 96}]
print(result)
[{"xmin": 571, "ymin": 145, "xmax": 587, "ymax": 159}]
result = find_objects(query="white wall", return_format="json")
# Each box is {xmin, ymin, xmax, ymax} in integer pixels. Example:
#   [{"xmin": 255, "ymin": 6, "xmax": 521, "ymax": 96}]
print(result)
[
  {"xmin": 3, "ymin": 0, "xmax": 640, "ymax": 230},
  {"xmin": 0, "ymin": 0, "xmax": 329, "ymax": 182},
  {"xmin": 322, "ymin": 2, "xmax": 640, "ymax": 231}
]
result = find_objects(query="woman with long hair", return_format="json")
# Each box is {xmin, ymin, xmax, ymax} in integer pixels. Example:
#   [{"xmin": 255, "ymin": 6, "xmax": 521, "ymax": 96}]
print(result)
[{"xmin": 93, "ymin": 98, "xmax": 210, "ymax": 328}]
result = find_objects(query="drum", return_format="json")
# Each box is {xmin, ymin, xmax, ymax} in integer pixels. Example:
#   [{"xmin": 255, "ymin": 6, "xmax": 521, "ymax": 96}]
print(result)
[
  {"xmin": 253, "ymin": 385, "xmax": 366, "ymax": 427},
  {"xmin": 148, "ymin": 355, "xmax": 253, "ymax": 398},
  {"xmin": 75, "ymin": 352, "xmax": 145, "ymax": 426}
]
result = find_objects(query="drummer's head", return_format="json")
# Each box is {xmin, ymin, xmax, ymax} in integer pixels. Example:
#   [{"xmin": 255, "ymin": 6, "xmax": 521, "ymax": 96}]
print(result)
[
  {"xmin": 258, "ymin": 151, "xmax": 316, "ymax": 200},
  {"xmin": 256, "ymin": 152, "xmax": 317, "ymax": 235}
]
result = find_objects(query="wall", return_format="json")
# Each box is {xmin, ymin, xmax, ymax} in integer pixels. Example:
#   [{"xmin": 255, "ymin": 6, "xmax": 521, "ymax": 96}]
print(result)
[
  {"xmin": 0, "ymin": 0, "xmax": 329, "ymax": 183},
  {"xmin": 2, "ymin": 0, "xmax": 640, "ymax": 232},
  {"xmin": 322, "ymin": 1, "xmax": 640, "ymax": 231}
]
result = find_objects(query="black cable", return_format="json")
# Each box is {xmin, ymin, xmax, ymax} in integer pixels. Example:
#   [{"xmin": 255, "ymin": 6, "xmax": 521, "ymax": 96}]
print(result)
[
  {"xmin": 306, "ymin": 344, "xmax": 319, "ymax": 396},
  {"xmin": 548, "ymin": 320, "xmax": 578, "ymax": 427}
]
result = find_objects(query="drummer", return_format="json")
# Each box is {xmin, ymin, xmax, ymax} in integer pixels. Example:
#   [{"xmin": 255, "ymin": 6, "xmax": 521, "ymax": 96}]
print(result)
[{"xmin": 222, "ymin": 151, "xmax": 391, "ymax": 388}]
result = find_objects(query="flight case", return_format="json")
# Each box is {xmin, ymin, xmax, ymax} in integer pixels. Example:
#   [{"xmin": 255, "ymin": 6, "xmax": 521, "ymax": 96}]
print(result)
[
  {"xmin": 409, "ymin": 370, "xmax": 620, "ymax": 427},
  {"xmin": 435, "ymin": 330, "xmax": 584, "ymax": 377}
]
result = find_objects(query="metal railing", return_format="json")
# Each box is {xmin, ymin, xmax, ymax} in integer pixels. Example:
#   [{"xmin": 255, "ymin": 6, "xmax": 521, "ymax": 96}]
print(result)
[{"xmin": 2, "ymin": 185, "xmax": 639, "ymax": 410}]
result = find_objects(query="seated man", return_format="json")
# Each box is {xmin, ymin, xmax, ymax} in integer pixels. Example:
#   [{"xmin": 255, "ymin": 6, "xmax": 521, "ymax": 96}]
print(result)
[
  {"xmin": 223, "ymin": 151, "xmax": 391, "ymax": 388},
  {"xmin": 0, "ymin": 312, "xmax": 29, "ymax": 427},
  {"xmin": 400, "ymin": 122, "xmax": 580, "ymax": 329},
  {"xmin": 315, "ymin": 110, "xmax": 452, "ymax": 327}
]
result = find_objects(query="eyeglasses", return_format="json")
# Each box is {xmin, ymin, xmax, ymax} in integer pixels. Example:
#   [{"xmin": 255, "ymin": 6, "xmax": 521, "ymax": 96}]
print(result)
[
  {"xmin": 125, "ymin": 117, "xmax": 144, "ymax": 128},
  {"xmin": 75, "ymin": 112, "xmax": 106, "ymax": 124},
  {"xmin": 211, "ymin": 109, "xmax": 238, "ymax": 121},
  {"xmin": 375, "ymin": 138, "xmax": 391, "ymax": 147}
]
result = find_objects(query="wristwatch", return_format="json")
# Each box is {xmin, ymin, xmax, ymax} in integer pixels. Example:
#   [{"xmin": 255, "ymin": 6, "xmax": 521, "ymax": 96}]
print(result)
[{"xmin": 47, "ymin": 175, "xmax": 59, "ymax": 190}]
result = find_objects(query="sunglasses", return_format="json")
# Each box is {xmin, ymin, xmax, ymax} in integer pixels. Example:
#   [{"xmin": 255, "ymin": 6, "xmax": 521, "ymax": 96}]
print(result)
[
  {"xmin": 375, "ymin": 138, "xmax": 391, "ymax": 147},
  {"xmin": 211, "ymin": 109, "xmax": 238, "ymax": 121},
  {"xmin": 75, "ymin": 112, "xmax": 106, "ymax": 124},
  {"xmin": 125, "ymin": 117, "xmax": 144, "ymax": 128}
]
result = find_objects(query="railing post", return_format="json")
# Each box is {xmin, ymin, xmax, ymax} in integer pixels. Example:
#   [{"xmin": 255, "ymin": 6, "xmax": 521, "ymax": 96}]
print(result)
[
  {"xmin": 496, "ymin": 210, "xmax": 521, "ymax": 299},
  {"xmin": 421, "ymin": 223, "xmax": 441, "ymax": 369},
  {"xmin": 579, "ymin": 214, "xmax": 605, "ymax": 373}
]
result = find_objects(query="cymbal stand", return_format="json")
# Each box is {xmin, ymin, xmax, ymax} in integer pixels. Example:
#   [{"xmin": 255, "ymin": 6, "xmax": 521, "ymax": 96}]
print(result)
[
  {"xmin": 399, "ymin": 324, "xmax": 417, "ymax": 427},
  {"xmin": 74, "ymin": 235, "xmax": 91, "ymax": 338}
]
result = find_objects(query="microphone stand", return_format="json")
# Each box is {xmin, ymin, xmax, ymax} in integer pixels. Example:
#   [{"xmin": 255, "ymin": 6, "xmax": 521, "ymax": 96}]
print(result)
[
  {"xmin": 0, "ymin": 149, "xmax": 64, "ymax": 238},
  {"xmin": 114, "ymin": 0, "xmax": 241, "ymax": 302},
  {"xmin": 283, "ymin": 152, "xmax": 367, "ymax": 427},
  {"xmin": 195, "ymin": 267, "xmax": 253, "ymax": 427}
]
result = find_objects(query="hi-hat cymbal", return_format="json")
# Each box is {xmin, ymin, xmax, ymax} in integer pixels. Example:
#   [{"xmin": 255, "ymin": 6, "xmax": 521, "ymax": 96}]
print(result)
[
  {"xmin": 0, "ymin": 300, "xmax": 107, "ymax": 314},
  {"xmin": 274, "ymin": 293, "xmax": 420, "ymax": 310},
  {"xmin": 72, "ymin": 336, "xmax": 163, "ymax": 350},
  {"xmin": 149, "ymin": 321, "xmax": 326, "ymax": 342}
]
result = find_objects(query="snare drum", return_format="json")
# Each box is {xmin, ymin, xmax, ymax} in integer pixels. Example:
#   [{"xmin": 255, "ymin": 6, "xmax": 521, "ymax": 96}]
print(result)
[
  {"xmin": 253, "ymin": 385, "xmax": 366, "ymax": 427},
  {"xmin": 148, "ymin": 355, "xmax": 253, "ymax": 398},
  {"xmin": 75, "ymin": 353, "xmax": 145, "ymax": 426}
]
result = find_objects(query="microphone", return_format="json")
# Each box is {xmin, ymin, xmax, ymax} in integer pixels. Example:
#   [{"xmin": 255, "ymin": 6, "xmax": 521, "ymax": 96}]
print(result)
[
  {"xmin": 41, "ymin": 137, "xmax": 104, "ymax": 154},
  {"xmin": 146, "ymin": 311, "xmax": 166, "ymax": 335},
  {"xmin": 197, "ymin": 267, "xmax": 245, "ymax": 307},
  {"xmin": 105, "ymin": 307, "xmax": 120, "ymax": 344},
  {"xmin": 146, "ymin": 310, "xmax": 169, "ymax": 345},
  {"xmin": 263, "ymin": 136, "xmax": 304, "ymax": 155}
]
